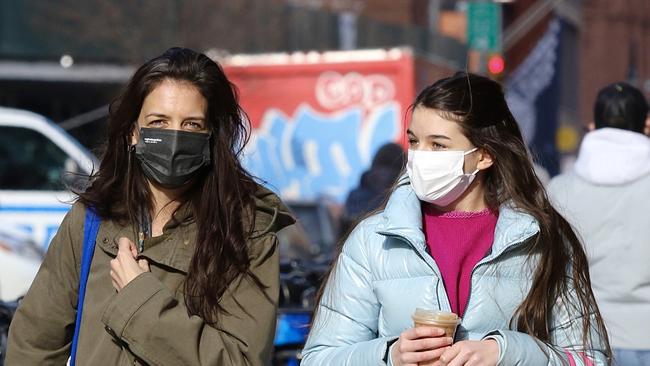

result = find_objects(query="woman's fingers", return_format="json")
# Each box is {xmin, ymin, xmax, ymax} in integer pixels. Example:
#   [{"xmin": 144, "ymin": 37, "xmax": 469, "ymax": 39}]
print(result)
[
  {"xmin": 401, "ymin": 347, "xmax": 450, "ymax": 364},
  {"xmin": 138, "ymin": 258, "xmax": 150, "ymax": 272},
  {"xmin": 441, "ymin": 351, "xmax": 468, "ymax": 366},
  {"xmin": 109, "ymin": 258, "xmax": 120, "ymax": 273},
  {"xmin": 393, "ymin": 327, "xmax": 451, "ymax": 366},
  {"xmin": 118, "ymin": 237, "xmax": 138, "ymax": 258},
  {"xmin": 109, "ymin": 269, "xmax": 121, "ymax": 291},
  {"xmin": 437, "ymin": 340, "xmax": 499, "ymax": 366},
  {"xmin": 439, "ymin": 343, "xmax": 461, "ymax": 365},
  {"xmin": 110, "ymin": 249, "xmax": 148, "ymax": 292},
  {"xmin": 400, "ymin": 336, "xmax": 453, "ymax": 352},
  {"xmin": 402, "ymin": 326, "xmax": 446, "ymax": 340},
  {"xmin": 129, "ymin": 241, "xmax": 138, "ymax": 258}
]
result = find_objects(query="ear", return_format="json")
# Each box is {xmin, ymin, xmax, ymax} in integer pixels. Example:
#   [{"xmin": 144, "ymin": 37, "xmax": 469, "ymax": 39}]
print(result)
[
  {"xmin": 476, "ymin": 148, "xmax": 494, "ymax": 171},
  {"xmin": 587, "ymin": 121, "xmax": 595, "ymax": 131},
  {"xmin": 130, "ymin": 125, "xmax": 139, "ymax": 146},
  {"xmin": 644, "ymin": 116, "xmax": 650, "ymax": 136}
]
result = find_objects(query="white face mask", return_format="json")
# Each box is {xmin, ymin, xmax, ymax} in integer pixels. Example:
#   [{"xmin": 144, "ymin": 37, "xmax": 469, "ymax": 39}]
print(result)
[{"xmin": 406, "ymin": 148, "xmax": 479, "ymax": 206}]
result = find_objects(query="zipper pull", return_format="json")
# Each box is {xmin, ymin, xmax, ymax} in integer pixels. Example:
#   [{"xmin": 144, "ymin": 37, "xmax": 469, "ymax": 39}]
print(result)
[{"xmin": 138, "ymin": 231, "xmax": 145, "ymax": 253}]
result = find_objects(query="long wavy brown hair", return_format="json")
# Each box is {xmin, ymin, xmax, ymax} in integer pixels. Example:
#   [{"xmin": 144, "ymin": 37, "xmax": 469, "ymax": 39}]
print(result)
[
  {"xmin": 76, "ymin": 47, "xmax": 260, "ymax": 324},
  {"xmin": 315, "ymin": 72, "xmax": 611, "ymax": 359}
]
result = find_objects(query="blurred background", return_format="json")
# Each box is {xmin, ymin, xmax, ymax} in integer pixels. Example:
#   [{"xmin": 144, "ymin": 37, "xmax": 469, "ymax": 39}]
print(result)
[{"xmin": 0, "ymin": 0, "xmax": 648, "ymax": 364}]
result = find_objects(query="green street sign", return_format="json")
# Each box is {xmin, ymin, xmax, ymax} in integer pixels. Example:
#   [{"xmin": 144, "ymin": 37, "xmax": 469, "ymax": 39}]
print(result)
[{"xmin": 467, "ymin": 2, "xmax": 502, "ymax": 52}]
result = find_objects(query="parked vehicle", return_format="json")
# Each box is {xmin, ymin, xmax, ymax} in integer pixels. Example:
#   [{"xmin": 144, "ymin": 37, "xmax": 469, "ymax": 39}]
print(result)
[
  {"xmin": 0, "ymin": 106, "xmax": 96, "ymax": 303},
  {"xmin": 222, "ymin": 48, "xmax": 413, "ymax": 204},
  {"xmin": 0, "ymin": 299, "xmax": 18, "ymax": 366},
  {"xmin": 0, "ymin": 227, "xmax": 42, "ymax": 302},
  {"xmin": 0, "ymin": 106, "xmax": 97, "ymax": 251}
]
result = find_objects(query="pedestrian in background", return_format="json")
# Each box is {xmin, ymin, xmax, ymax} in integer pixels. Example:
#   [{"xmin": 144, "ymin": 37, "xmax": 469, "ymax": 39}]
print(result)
[
  {"xmin": 301, "ymin": 72, "xmax": 611, "ymax": 366},
  {"xmin": 548, "ymin": 82, "xmax": 650, "ymax": 366},
  {"xmin": 341, "ymin": 142, "xmax": 405, "ymax": 234},
  {"xmin": 6, "ymin": 47, "xmax": 294, "ymax": 365}
]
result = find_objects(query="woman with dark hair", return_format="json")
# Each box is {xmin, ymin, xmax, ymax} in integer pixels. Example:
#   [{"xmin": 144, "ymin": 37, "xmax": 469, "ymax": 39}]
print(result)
[
  {"xmin": 6, "ymin": 47, "xmax": 294, "ymax": 365},
  {"xmin": 302, "ymin": 72, "xmax": 610, "ymax": 366}
]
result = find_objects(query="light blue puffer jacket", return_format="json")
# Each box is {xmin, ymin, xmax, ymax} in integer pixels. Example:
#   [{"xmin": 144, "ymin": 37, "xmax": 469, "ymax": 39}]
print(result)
[{"xmin": 301, "ymin": 181, "xmax": 608, "ymax": 365}]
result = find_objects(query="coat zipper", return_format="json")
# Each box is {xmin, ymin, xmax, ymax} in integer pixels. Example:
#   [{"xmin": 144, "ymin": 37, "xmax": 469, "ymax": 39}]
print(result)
[
  {"xmin": 378, "ymin": 231, "xmax": 453, "ymax": 312},
  {"xmin": 462, "ymin": 233, "xmax": 537, "ymax": 319}
]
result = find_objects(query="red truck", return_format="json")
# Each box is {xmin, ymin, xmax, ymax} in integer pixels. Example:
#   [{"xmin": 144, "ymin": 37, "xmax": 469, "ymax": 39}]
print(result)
[{"xmin": 222, "ymin": 48, "xmax": 414, "ymax": 204}]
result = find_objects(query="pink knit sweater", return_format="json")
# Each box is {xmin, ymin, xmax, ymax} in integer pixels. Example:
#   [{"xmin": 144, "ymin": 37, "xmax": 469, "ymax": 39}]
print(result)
[{"xmin": 422, "ymin": 204, "xmax": 498, "ymax": 317}]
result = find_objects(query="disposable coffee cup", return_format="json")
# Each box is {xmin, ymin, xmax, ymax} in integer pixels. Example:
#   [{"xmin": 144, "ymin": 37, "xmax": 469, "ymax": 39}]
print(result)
[
  {"xmin": 411, "ymin": 308, "xmax": 461, "ymax": 366},
  {"xmin": 411, "ymin": 308, "xmax": 461, "ymax": 338}
]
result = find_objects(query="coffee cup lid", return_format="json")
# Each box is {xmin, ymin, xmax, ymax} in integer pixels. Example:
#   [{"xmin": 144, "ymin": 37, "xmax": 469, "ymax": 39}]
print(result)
[{"xmin": 411, "ymin": 308, "xmax": 461, "ymax": 324}]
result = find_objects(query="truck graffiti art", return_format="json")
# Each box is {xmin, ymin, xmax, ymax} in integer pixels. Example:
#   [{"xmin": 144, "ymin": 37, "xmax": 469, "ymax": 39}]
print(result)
[{"xmin": 224, "ymin": 48, "xmax": 414, "ymax": 202}]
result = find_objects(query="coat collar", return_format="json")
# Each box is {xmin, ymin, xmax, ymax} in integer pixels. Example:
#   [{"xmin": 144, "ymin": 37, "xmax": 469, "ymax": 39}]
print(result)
[
  {"xmin": 376, "ymin": 177, "xmax": 540, "ymax": 256},
  {"xmin": 97, "ymin": 220, "xmax": 195, "ymax": 273},
  {"xmin": 249, "ymin": 185, "xmax": 295, "ymax": 238},
  {"xmin": 97, "ymin": 185, "xmax": 295, "ymax": 274}
]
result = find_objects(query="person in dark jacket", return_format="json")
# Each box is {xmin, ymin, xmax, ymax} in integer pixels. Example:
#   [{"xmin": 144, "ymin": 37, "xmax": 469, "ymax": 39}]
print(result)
[{"xmin": 342, "ymin": 142, "xmax": 405, "ymax": 231}]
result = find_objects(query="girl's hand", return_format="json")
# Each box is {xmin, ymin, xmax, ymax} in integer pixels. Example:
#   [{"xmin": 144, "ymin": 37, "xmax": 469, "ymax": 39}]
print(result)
[
  {"xmin": 110, "ymin": 237, "xmax": 150, "ymax": 292},
  {"xmin": 435, "ymin": 339, "xmax": 499, "ymax": 366},
  {"xmin": 391, "ymin": 326, "xmax": 453, "ymax": 366}
]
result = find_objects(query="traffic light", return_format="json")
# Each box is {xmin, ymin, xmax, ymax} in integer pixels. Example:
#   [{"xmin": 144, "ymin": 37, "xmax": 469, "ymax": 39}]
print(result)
[{"xmin": 487, "ymin": 54, "xmax": 505, "ymax": 78}]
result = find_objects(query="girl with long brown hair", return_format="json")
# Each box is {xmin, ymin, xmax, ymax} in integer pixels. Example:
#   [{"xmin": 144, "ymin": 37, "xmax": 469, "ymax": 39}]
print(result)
[
  {"xmin": 302, "ymin": 72, "xmax": 610, "ymax": 366},
  {"xmin": 7, "ymin": 47, "xmax": 294, "ymax": 365}
]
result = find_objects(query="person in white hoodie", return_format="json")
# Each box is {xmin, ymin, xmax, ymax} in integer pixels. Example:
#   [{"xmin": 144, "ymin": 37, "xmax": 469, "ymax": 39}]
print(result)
[{"xmin": 548, "ymin": 82, "xmax": 650, "ymax": 366}]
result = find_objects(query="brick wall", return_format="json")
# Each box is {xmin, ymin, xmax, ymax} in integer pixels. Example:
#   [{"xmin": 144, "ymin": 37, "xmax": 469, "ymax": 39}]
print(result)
[{"xmin": 579, "ymin": 0, "xmax": 650, "ymax": 123}]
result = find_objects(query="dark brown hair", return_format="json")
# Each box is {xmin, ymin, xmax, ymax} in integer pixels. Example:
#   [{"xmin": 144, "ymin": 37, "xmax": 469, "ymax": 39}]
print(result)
[
  {"xmin": 76, "ymin": 47, "xmax": 260, "ymax": 324},
  {"xmin": 594, "ymin": 81, "xmax": 648, "ymax": 133}
]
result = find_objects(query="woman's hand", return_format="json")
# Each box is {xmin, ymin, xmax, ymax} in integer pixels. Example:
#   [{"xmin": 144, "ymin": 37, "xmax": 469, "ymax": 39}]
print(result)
[
  {"xmin": 391, "ymin": 326, "xmax": 453, "ymax": 366},
  {"xmin": 110, "ymin": 237, "xmax": 150, "ymax": 292},
  {"xmin": 435, "ymin": 339, "xmax": 499, "ymax": 366}
]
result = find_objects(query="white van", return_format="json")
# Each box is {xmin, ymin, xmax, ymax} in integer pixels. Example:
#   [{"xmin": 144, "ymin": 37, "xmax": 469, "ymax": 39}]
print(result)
[
  {"xmin": 0, "ymin": 106, "xmax": 97, "ymax": 249},
  {"xmin": 0, "ymin": 107, "xmax": 97, "ymax": 300}
]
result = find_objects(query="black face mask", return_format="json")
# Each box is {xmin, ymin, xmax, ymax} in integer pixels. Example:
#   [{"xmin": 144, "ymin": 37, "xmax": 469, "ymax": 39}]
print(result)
[{"xmin": 134, "ymin": 128, "xmax": 211, "ymax": 188}]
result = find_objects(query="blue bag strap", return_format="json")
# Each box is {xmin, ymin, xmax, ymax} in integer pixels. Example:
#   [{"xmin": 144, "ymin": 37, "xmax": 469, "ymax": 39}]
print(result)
[{"xmin": 70, "ymin": 207, "xmax": 101, "ymax": 366}]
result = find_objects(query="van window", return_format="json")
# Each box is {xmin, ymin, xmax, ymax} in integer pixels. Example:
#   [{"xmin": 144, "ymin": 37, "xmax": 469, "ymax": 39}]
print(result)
[{"xmin": 0, "ymin": 126, "xmax": 69, "ymax": 190}]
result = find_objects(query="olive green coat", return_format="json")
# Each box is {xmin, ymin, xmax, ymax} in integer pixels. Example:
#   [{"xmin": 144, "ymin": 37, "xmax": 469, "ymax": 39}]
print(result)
[{"xmin": 7, "ymin": 188, "xmax": 294, "ymax": 366}]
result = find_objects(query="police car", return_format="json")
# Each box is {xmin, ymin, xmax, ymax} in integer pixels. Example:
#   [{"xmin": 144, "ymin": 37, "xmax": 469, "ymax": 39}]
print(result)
[{"xmin": 0, "ymin": 106, "xmax": 97, "ymax": 300}]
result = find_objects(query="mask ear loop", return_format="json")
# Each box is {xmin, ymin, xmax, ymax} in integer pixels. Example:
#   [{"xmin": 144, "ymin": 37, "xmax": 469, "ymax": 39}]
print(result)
[
  {"xmin": 464, "ymin": 148, "xmax": 480, "ymax": 176},
  {"xmin": 129, "ymin": 125, "xmax": 141, "ymax": 153},
  {"xmin": 464, "ymin": 147, "xmax": 479, "ymax": 155}
]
